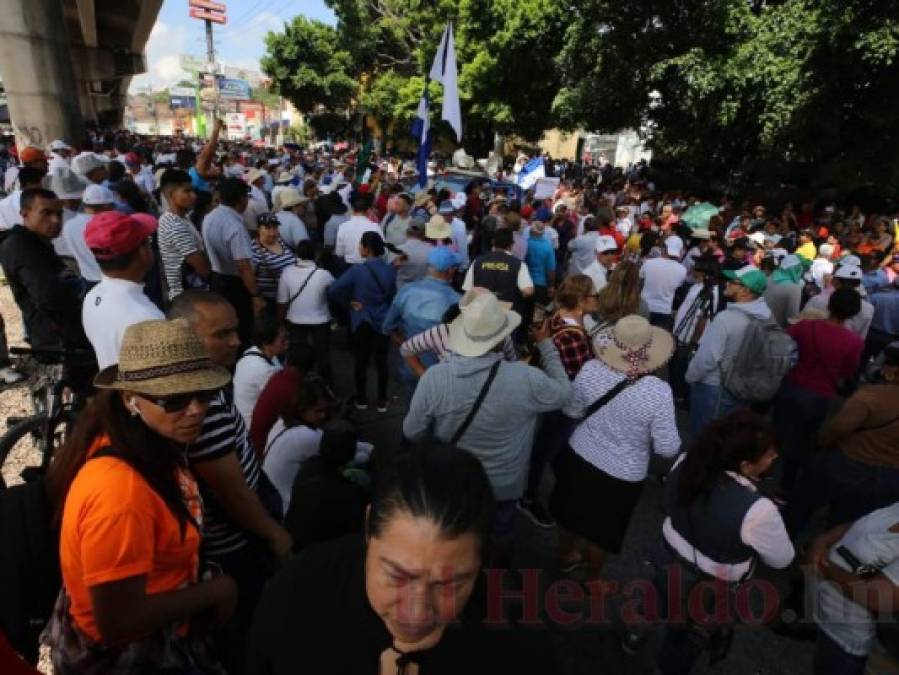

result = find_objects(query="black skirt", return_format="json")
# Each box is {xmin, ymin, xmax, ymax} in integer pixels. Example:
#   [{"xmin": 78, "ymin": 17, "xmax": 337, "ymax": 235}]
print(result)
[{"xmin": 549, "ymin": 445, "xmax": 644, "ymax": 554}]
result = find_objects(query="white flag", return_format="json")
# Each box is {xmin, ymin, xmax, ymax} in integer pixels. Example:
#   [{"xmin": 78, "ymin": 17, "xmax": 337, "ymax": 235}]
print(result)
[{"xmin": 429, "ymin": 23, "xmax": 462, "ymax": 142}]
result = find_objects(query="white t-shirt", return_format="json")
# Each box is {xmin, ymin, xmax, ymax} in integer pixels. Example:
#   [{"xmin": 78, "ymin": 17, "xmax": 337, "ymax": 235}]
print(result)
[
  {"xmin": 815, "ymin": 502, "xmax": 899, "ymax": 656},
  {"xmin": 0, "ymin": 191, "xmax": 21, "ymax": 230},
  {"xmin": 82, "ymin": 277, "xmax": 165, "ymax": 369},
  {"xmin": 582, "ymin": 260, "xmax": 609, "ymax": 293},
  {"xmin": 58, "ymin": 212, "xmax": 102, "ymax": 282},
  {"xmin": 640, "ymin": 257, "xmax": 687, "ymax": 314},
  {"xmin": 334, "ymin": 215, "xmax": 380, "ymax": 264},
  {"xmin": 262, "ymin": 420, "xmax": 374, "ymax": 512},
  {"xmin": 277, "ymin": 260, "xmax": 334, "ymax": 325},
  {"xmin": 233, "ymin": 346, "xmax": 282, "ymax": 427}
]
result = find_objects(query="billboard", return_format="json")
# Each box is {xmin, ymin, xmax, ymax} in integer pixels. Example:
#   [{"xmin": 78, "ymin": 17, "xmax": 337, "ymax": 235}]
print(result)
[
  {"xmin": 170, "ymin": 96, "xmax": 196, "ymax": 110},
  {"xmin": 219, "ymin": 78, "xmax": 251, "ymax": 100}
]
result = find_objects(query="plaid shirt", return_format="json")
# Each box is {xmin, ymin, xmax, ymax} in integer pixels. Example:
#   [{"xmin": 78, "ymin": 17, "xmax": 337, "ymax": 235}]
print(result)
[{"xmin": 550, "ymin": 314, "xmax": 593, "ymax": 379}]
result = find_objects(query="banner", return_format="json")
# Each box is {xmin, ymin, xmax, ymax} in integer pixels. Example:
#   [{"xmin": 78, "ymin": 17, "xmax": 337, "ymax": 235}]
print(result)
[
  {"xmin": 225, "ymin": 112, "xmax": 247, "ymax": 136},
  {"xmin": 218, "ymin": 78, "xmax": 251, "ymax": 100},
  {"xmin": 170, "ymin": 86, "xmax": 195, "ymax": 97},
  {"xmin": 533, "ymin": 177, "xmax": 560, "ymax": 200}
]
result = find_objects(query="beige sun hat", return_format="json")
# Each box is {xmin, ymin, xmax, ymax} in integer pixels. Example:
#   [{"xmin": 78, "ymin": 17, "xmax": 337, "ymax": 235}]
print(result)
[
  {"xmin": 448, "ymin": 290, "xmax": 521, "ymax": 357},
  {"xmin": 414, "ymin": 191, "xmax": 433, "ymax": 208},
  {"xmin": 94, "ymin": 319, "xmax": 231, "ymax": 396},
  {"xmin": 278, "ymin": 188, "xmax": 308, "ymax": 211},
  {"xmin": 595, "ymin": 315, "xmax": 674, "ymax": 379},
  {"xmin": 426, "ymin": 214, "xmax": 451, "ymax": 240}
]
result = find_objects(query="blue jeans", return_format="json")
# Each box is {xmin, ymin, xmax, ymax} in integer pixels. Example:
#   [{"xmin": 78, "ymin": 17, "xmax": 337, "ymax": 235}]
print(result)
[
  {"xmin": 785, "ymin": 450, "xmax": 899, "ymax": 536},
  {"xmin": 814, "ymin": 630, "xmax": 866, "ymax": 675},
  {"xmin": 526, "ymin": 411, "xmax": 576, "ymax": 499},
  {"xmin": 688, "ymin": 382, "xmax": 740, "ymax": 440}
]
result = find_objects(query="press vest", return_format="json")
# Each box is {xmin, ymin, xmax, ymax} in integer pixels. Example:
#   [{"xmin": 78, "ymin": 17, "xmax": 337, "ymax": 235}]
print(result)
[{"xmin": 471, "ymin": 250, "xmax": 521, "ymax": 305}]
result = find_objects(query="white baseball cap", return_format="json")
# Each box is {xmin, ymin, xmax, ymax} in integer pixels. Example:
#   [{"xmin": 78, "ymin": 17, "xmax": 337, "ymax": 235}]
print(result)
[
  {"xmin": 451, "ymin": 192, "xmax": 467, "ymax": 211},
  {"xmin": 834, "ymin": 265, "xmax": 862, "ymax": 281},
  {"xmin": 665, "ymin": 237, "xmax": 684, "ymax": 256},
  {"xmin": 82, "ymin": 184, "xmax": 115, "ymax": 206},
  {"xmin": 748, "ymin": 231, "xmax": 767, "ymax": 246},
  {"xmin": 49, "ymin": 139, "xmax": 72, "ymax": 152},
  {"xmin": 839, "ymin": 254, "xmax": 861, "ymax": 268},
  {"xmin": 595, "ymin": 235, "xmax": 618, "ymax": 253}
]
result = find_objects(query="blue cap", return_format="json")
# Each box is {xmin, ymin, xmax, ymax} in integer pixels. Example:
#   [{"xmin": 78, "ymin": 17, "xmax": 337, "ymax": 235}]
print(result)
[
  {"xmin": 427, "ymin": 246, "xmax": 461, "ymax": 272},
  {"xmin": 438, "ymin": 200, "xmax": 456, "ymax": 214},
  {"xmin": 534, "ymin": 206, "xmax": 552, "ymax": 222}
]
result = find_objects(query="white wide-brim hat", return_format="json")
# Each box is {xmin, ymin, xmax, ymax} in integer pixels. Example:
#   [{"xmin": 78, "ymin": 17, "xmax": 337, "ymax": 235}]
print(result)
[{"xmin": 449, "ymin": 290, "xmax": 521, "ymax": 357}]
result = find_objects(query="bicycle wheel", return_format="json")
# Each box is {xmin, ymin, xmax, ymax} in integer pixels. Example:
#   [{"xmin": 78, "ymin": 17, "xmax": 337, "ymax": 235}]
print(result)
[{"xmin": 0, "ymin": 411, "xmax": 75, "ymax": 489}]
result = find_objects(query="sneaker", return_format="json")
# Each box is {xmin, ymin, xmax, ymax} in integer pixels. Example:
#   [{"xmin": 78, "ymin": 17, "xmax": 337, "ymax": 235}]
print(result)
[
  {"xmin": 376, "ymin": 398, "xmax": 390, "ymax": 413},
  {"xmin": 516, "ymin": 497, "xmax": 556, "ymax": 529},
  {"xmin": 353, "ymin": 397, "xmax": 368, "ymax": 411},
  {"xmin": 0, "ymin": 366, "xmax": 24, "ymax": 385}
]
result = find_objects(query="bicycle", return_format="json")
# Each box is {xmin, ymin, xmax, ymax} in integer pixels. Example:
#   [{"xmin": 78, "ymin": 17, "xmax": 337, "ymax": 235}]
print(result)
[{"xmin": 0, "ymin": 346, "xmax": 93, "ymax": 489}]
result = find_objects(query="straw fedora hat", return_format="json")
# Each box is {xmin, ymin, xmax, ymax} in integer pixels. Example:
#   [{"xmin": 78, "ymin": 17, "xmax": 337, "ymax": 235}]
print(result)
[
  {"xmin": 94, "ymin": 319, "xmax": 230, "ymax": 396},
  {"xmin": 426, "ymin": 214, "xmax": 451, "ymax": 240},
  {"xmin": 448, "ymin": 290, "xmax": 521, "ymax": 357},
  {"xmin": 414, "ymin": 191, "xmax": 433, "ymax": 208},
  {"xmin": 595, "ymin": 315, "xmax": 674, "ymax": 379}
]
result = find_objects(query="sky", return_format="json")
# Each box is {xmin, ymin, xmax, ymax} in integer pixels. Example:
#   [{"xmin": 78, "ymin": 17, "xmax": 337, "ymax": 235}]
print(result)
[{"xmin": 129, "ymin": 0, "xmax": 335, "ymax": 92}]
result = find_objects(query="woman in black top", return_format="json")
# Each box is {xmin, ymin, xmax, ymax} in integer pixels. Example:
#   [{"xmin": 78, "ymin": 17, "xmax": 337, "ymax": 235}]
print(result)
[{"xmin": 248, "ymin": 444, "xmax": 556, "ymax": 674}]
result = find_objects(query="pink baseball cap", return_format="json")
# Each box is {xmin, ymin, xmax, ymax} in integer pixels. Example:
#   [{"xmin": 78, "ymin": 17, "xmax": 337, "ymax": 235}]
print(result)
[{"xmin": 84, "ymin": 211, "xmax": 157, "ymax": 259}]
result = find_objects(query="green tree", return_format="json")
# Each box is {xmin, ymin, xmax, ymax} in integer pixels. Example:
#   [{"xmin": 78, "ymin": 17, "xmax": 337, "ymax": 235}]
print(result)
[
  {"xmin": 556, "ymin": 0, "xmax": 899, "ymax": 194},
  {"xmin": 261, "ymin": 16, "xmax": 357, "ymax": 114}
]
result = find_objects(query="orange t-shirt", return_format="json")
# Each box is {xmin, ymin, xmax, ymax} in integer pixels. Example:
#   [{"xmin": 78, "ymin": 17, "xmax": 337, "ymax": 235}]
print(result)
[{"xmin": 59, "ymin": 435, "xmax": 201, "ymax": 642}]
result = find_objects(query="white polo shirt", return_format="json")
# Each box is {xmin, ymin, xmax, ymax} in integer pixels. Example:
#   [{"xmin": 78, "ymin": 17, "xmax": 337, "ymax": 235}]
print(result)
[
  {"xmin": 82, "ymin": 276, "xmax": 164, "ymax": 369},
  {"xmin": 277, "ymin": 260, "xmax": 334, "ymax": 325}
]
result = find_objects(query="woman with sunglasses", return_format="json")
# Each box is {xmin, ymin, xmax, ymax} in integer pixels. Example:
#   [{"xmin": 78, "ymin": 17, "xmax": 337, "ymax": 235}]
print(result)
[
  {"xmin": 252, "ymin": 212, "xmax": 297, "ymax": 318},
  {"xmin": 45, "ymin": 319, "xmax": 237, "ymax": 673}
]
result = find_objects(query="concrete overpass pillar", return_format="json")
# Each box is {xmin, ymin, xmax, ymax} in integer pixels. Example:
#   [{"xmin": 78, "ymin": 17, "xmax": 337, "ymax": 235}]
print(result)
[{"xmin": 0, "ymin": 0, "xmax": 86, "ymax": 149}]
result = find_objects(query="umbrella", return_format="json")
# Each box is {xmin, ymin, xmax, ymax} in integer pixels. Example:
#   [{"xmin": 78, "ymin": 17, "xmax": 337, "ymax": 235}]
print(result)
[{"xmin": 680, "ymin": 202, "xmax": 719, "ymax": 230}]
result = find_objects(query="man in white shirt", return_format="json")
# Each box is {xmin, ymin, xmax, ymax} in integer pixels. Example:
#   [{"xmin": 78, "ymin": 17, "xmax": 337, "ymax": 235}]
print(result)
[
  {"xmin": 582, "ymin": 235, "xmax": 619, "ymax": 293},
  {"xmin": 243, "ymin": 168, "xmax": 270, "ymax": 232},
  {"xmin": 57, "ymin": 184, "xmax": 114, "ymax": 284},
  {"xmin": 277, "ymin": 239, "xmax": 335, "ymax": 382},
  {"xmin": 334, "ymin": 190, "xmax": 380, "ymax": 264},
  {"xmin": 0, "ymin": 167, "xmax": 47, "ymax": 230},
  {"xmin": 81, "ymin": 211, "xmax": 164, "ymax": 368},
  {"xmin": 4, "ymin": 146, "xmax": 48, "ymax": 194},
  {"xmin": 47, "ymin": 140, "xmax": 73, "ymax": 174},
  {"xmin": 437, "ymin": 199, "xmax": 470, "ymax": 270},
  {"xmin": 640, "ymin": 237, "xmax": 687, "ymax": 330},
  {"xmin": 70, "ymin": 152, "xmax": 110, "ymax": 186}
]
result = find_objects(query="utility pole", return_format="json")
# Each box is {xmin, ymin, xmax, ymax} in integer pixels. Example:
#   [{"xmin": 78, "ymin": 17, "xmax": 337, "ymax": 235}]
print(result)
[{"xmin": 205, "ymin": 18, "xmax": 219, "ymax": 122}]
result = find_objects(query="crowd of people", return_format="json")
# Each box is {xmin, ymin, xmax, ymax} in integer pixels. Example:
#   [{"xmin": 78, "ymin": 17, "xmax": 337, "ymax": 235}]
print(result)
[{"xmin": 0, "ymin": 122, "xmax": 896, "ymax": 675}]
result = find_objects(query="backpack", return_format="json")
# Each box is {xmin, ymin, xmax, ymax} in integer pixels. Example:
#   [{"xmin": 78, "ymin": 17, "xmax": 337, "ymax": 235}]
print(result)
[{"xmin": 720, "ymin": 314, "xmax": 796, "ymax": 403}]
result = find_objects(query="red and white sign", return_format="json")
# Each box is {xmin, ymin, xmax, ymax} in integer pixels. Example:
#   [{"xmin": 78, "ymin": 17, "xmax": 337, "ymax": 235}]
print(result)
[{"xmin": 189, "ymin": 0, "xmax": 227, "ymax": 24}]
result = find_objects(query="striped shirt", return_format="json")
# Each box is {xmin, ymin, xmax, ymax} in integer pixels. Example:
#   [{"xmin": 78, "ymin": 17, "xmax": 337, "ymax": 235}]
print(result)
[
  {"xmin": 158, "ymin": 211, "xmax": 204, "ymax": 300},
  {"xmin": 188, "ymin": 391, "xmax": 262, "ymax": 557},
  {"xmin": 251, "ymin": 238, "xmax": 296, "ymax": 300},
  {"xmin": 399, "ymin": 322, "xmax": 518, "ymax": 362},
  {"xmin": 563, "ymin": 359, "xmax": 681, "ymax": 482}
]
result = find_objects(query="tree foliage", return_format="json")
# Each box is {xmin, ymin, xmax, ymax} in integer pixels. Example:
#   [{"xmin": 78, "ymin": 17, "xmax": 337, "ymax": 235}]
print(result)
[
  {"xmin": 260, "ymin": 16, "xmax": 357, "ymax": 114},
  {"xmin": 262, "ymin": 0, "xmax": 565, "ymax": 153},
  {"xmin": 556, "ymin": 0, "xmax": 899, "ymax": 193}
]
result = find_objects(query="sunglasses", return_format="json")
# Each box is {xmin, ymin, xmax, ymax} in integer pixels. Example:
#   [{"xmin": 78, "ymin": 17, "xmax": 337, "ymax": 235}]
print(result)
[{"xmin": 139, "ymin": 390, "xmax": 218, "ymax": 413}]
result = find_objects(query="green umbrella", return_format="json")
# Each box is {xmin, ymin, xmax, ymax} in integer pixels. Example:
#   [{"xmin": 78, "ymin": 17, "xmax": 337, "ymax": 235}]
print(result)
[{"xmin": 681, "ymin": 202, "xmax": 720, "ymax": 230}]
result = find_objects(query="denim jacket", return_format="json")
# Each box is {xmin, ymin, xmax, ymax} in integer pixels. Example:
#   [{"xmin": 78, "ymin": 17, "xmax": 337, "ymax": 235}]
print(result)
[{"xmin": 327, "ymin": 258, "xmax": 397, "ymax": 334}]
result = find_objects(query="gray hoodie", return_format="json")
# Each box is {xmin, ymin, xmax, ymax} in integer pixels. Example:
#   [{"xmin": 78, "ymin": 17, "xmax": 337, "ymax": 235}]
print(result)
[
  {"xmin": 403, "ymin": 339, "xmax": 571, "ymax": 501},
  {"xmin": 685, "ymin": 296, "xmax": 772, "ymax": 387}
]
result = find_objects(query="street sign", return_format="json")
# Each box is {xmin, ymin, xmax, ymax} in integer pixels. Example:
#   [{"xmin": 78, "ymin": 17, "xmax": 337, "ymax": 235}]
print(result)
[
  {"xmin": 188, "ymin": 0, "xmax": 226, "ymax": 24},
  {"xmin": 189, "ymin": 0, "xmax": 226, "ymax": 11}
]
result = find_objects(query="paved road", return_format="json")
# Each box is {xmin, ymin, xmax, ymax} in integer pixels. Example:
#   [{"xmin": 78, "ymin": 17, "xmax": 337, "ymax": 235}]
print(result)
[{"xmin": 326, "ymin": 330, "xmax": 820, "ymax": 675}]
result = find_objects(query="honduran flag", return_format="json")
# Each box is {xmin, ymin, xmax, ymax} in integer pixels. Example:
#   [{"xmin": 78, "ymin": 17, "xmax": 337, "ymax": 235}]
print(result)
[{"xmin": 410, "ymin": 83, "xmax": 431, "ymax": 189}]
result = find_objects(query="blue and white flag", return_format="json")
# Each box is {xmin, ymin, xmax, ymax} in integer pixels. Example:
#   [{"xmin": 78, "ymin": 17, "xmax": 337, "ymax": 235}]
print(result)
[
  {"xmin": 429, "ymin": 23, "xmax": 462, "ymax": 142},
  {"xmin": 410, "ymin": 83, "xmax": 432, "ymax": 189},
  {"xmin": 517, "ymin": 157, "xmax": 545, "ymax": 190}
]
